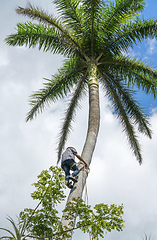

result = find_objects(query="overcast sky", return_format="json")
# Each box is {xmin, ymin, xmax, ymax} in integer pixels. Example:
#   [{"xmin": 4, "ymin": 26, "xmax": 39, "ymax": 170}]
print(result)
[{"xmin": 1, "ymin": 1, "xmax": 157, "ymax": 240}]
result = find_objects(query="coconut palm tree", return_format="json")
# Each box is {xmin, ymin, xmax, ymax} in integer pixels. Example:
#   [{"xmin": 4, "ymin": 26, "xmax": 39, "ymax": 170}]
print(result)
[{"xmin": 5, "ymin": 0, "xmax": 157, "ymax": 238}]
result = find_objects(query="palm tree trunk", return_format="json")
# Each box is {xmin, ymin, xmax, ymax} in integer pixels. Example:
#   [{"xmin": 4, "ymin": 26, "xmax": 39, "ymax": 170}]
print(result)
[{"xmin": 61, "ymin": 64, "xmax": 100, "ymax": 239}]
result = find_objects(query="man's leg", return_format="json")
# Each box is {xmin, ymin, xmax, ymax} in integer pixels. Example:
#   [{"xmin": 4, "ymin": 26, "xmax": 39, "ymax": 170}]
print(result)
[
  {"xmin": 61, "ymin": 162, "xmax": 70, "ymax": 183},
  {"xmin": 71, "ymin": 163, "xmax": 79, "ymax": 177}
]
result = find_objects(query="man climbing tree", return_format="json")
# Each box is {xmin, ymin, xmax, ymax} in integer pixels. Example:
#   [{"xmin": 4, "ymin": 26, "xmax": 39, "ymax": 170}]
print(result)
[
  {"xmin": 5, "ymin": 0, "xmax": 157, "ymax": 238},
  {"xmin": 61, "ymin": 147, "xmax": 88, "ymax": 188}
]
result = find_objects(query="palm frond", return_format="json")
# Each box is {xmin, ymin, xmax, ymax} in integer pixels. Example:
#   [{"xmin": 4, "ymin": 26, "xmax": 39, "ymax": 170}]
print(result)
[
  {"xmin": 82, "ymin": 0, "xmax": 102, "ymax": 22},
  {"xmin": 101, "ymin": 0, "xmax": 146, "ymax": 37},
  {"xmin": 57, "ymin": 69, "xmax": 88, "ymax": 163},
  {"xmin": 99, "ymin": 66, "xmax": 152, "ymax": 138},
  {"xmin": 99, "ymin": 55, "xmax": 157, "ymax": 97},
  {"xmin": 53, "ymin": 0, "xmax": 83, "ymax": 34},
  {"xmin": 16, "ymin": 3, "xmax": 70, "ymax": 35},
  {"xmin": 15, "ymin": 4, "xmax": 87, "ymax": 58},
  {"xmin": 16, "ymin": 3, "xmax": 59, "ymax": 26},
  {"xmin": 80, "ymin": 0, "xmax": 103, "ymax": 56},
  {"xmin": 101, "ymin": 18, "xmax": 157, "ymax": 57},
  {"xmin": 26, "ymin": 58, "xmax": 87, "ymax": 121},
  {"xmin": 98, "ymin": 69, "xmax": 145, "ymax": 164},
  {"xmin": 5, "ymin": 22, "xmax": 75, "ymax": 56}
]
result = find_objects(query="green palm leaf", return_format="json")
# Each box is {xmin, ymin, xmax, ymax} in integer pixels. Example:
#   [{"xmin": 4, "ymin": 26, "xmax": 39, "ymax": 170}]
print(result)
[
  {"xmin": 98, "ymin": 69, "xmax": 143, "ymax": 163},
  {"xmin": 5, "ymin": 22, "xmax": 76, "ymax": 56},
  {"xmin": 101, "ymin": 18, "xmax": 157, "ymax": 56},
  {"xmin": 57, "ymin": 69, "xmax": 88, "ymax": 162},
  {"xmin": 99, "ymin": 66, "xmax": 152, "ymax": 134},
  {"xmin": 53, "ymin": 0, "xmax": 83, "ymax": 33},
  {"xmin": 15, "ymin": 3, "xmax": 87, "ymax": 58},
  {"xmin": 101, "ymin": 0, "xmax": 146, "ymax": 35},
  {"xmin": 26, "ymin": 58, "xmax": 86, "ymax": 121},
  {"xmin": 100, "ymin": 55, "xmax": 157, "ymax": 96}
]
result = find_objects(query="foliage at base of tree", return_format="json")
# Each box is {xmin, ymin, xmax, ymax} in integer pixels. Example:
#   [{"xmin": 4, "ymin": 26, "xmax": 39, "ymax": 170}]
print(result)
[
  {"xmin": 1, "ymin": 166, "xmax": 124, "ymax": 239},
  {"xmin": 63, "ymin": 199, "xmax": 124, "ymax": 240}
]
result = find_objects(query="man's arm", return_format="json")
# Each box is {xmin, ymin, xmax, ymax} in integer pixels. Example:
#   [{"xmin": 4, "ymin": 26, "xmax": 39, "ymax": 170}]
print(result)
[{"xmin": 74, "ymin": 153, "xmax": 88, "ymax": 167}]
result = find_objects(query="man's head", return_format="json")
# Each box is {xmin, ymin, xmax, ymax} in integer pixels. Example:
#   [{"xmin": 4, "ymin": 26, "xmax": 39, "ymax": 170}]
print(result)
[{"xmin": 66, "ymin": 147, "xmax": 77, "ymax": 152}]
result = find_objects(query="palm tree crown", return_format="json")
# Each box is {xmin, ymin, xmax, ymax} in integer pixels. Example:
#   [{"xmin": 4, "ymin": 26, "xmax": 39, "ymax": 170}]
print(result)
[{"xmin": 5, "ymin": 0, "xmax": 157, "ymax": 164}]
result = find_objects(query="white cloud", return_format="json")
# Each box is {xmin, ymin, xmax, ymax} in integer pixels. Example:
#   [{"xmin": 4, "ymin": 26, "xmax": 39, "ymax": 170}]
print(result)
[
  {"xmin": 147, "ymin": 38, "xmax": 157, "ymax": 55},
  {"xmin": 0, "ymin": 48, "xmax": 9, "ymax": 67}
]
